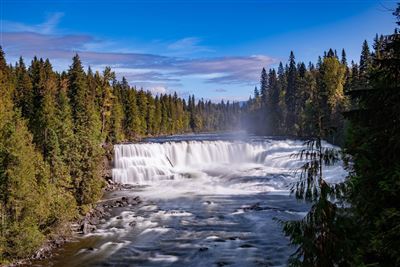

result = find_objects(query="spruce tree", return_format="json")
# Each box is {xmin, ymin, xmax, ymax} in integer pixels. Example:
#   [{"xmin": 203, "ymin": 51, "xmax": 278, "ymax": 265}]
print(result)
[
  {"xmin": 286, "ymin": 51, "xmax": 297, "ymax": 134},
  {"xmin": 260, "ymin": 68, "xmax": 268, "ymax": 105},
  {"xmin": 67, "ymin": 54, "xmax": 103, "ymax": 208},
  {"xmin": 344, "ymin": 24, "xmax": 400, "ymax": 266}
]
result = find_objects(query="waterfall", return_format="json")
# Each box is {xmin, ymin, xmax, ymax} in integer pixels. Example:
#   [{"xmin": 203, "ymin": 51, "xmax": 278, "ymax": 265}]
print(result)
[{"xmin": 112, "ymin": 140, "xmax": 309, "ymax": 185}]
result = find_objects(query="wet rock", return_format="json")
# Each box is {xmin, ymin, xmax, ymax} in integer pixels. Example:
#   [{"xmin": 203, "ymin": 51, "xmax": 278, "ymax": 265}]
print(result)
[
  {"xmin": 243, "ymin": 203, "xmax": 263, "ymax": 212},
  {"xmin": 126, "ymin": 196, "xmax": 142, "ymax": 205},
  {"xmin": 95, "ymin": 206, "xmax": 105, "ymax": 214},
  {"xmin": 116, "ymin": 216, "xmax": 123, "ymax": 220},
  {"xmin": 115, "ymin": 200, "xmax": 125, "ymax": 207},
  {"xmin": 89, "ymin": 216, "xmax": 99, "ymax": 225},
  {"xmin": 199, "ymin": 247, "xmax": 208, "ymax": 252},
  {"xmin": 70, "ymin": 223, "xmax": 81, "ymax": 232},
  {"xmin": 129, "ymin": 221, "xmax": 136, "ymax": 227},
  {"xmin": 33, "ymin": 248, "xmax": 47, "ymax": 259},
  {"xmin": 82, "ymin": 222, "xmax": 96, "ymax": 234},
  {"xmin": 239, "ymin": 243, "xmax": 254, "ymax": 248}
]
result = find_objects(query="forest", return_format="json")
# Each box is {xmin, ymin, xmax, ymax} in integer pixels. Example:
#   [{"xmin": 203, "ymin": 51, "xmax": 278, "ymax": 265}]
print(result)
[
  {"xmin": 0, "ymin": 3, "xmax": 399, "ymax": 266},
  {"xmin": 0, "ymin": 51, "xmax": 240, "ymax": 262},
  {"xmin": 244, "ymin": 6, "xmax": 400, "ymax": 267}
]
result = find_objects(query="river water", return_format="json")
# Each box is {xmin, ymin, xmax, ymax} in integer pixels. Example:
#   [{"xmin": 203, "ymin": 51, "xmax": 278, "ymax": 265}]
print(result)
[{"xmin": 33, "ymin": 133, "xmax": 346, "ymax": 267}]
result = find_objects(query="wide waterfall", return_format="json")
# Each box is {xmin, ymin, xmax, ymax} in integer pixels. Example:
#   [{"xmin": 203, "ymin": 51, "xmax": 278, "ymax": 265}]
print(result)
[
  {"xmin": 112, "ymin": 139, "xmax": 346, "ymax": 188},
  {"xmin": 36, "ymin": 135, "xmax": 348, "ymax": 267}
]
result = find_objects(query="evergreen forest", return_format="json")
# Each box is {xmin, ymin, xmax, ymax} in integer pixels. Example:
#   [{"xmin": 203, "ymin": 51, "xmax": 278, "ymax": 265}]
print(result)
[{"xmin": 0, "ymin": 3, "xmax": 399, "ymax": 266}]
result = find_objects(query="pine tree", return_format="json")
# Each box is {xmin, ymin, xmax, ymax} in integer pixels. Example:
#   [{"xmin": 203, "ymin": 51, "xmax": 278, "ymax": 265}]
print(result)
[
  {"xmin": 344, "ymin": 24, "xmax": 400, "ymax": 265},
  {"xmin": 359, "ymin": 40, "xmax": 372, "ymax": 87},
  {"xmin": 14, "ymin": 57, "xmax": 34, "ymax": 121},
  {"xmin": 136, "ymin": 89, "xmax": 148, "ymax": 135},
  {"xmin": 253, "ymin": 86, "xmax": 260, "ymax": 99},
  {"xmin": 67, "ymin": 54, "xmax": 103, "ymax": 207},
  {"xmin": 266, "ymin": 69, "xmax": 280, "ymax": 134},
  {"xmin": 260, "ymin": 68, "xmax": 268, "ymax": 105},
  {"xmin": 341, "ymin": 49, "xmax": 347, "ymax": 65},
  {"xmin": 286, "ymin": 51, "xmax": 297, "ymax": 134}
]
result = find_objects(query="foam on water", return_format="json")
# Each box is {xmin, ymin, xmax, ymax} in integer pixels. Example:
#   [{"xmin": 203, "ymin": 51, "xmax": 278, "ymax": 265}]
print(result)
[
  {"xmin": 33, "ymin": 136, "xmax": 347, "ymax": 267},
  {"xmin": 112, "ymin": 139, "xmax": 346, "ymax": 197}
]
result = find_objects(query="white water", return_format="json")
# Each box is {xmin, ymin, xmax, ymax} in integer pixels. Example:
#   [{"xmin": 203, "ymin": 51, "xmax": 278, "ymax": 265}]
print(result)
[
  {"xmin": 112, "ymin": 139, "xmax": 346, "ymax": 192},
  {"xmin": 36, "ymin": 136, "xmax": 348, "ymax": 267}
]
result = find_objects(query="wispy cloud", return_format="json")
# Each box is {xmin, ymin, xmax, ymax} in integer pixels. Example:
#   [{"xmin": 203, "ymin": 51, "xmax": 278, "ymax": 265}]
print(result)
[
  {"xmin": 214, "ymin": 88, "xmax": 227, "ymax": 92},
  {"xmin": 174, "ymin": 55, "xmax": 275, "ymax": 84},
  {"xmin": 3, "ymin": 12, "xmax": 64, "ymax": 34},
  {"xmin": 167, "ymin": 37, "xmax": 213, "ymax": 55},
  {"xmin": 1, "ymin": 15, "xmax": 276, "ymax": 95},
  {"xmin": 3, "ymin": 32, "xmax": 95, "ymax": 52}
]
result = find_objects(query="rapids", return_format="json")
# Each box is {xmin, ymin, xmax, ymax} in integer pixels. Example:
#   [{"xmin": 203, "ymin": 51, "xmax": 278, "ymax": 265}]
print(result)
[{"xmin": 31, "ymin": 133, "xmax": 347, "ymax": 267}]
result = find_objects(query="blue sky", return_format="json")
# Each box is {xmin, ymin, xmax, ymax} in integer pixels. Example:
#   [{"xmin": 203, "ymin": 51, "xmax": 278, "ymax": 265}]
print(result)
[{"xmin": 0, "ymin": 0, "xmax": 398, "ymax": 101}]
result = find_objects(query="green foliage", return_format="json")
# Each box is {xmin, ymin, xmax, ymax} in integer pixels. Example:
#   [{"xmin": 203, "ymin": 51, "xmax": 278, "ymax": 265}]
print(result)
[
  {"xmin": 0, "ymin": 47, "xmax": 240, "ymax": 263},
  {"xmin": 280, "ymin": 8, "xmax": 400, "ymax": 267},
  {"xmin": 245, "ymin": 50, "xmax": 348, "ymax": 144},
  {"xmin": 344, "ymin": 28, "xmax": 400, "ymax": 266},
  {"xmin": 282, "ymin": 136, "xmax": 351, "ymax": 267}
]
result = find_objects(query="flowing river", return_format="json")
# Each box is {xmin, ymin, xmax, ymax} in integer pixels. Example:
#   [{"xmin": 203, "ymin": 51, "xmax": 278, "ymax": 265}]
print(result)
[{"xmin": 33, "ymin": 133, "xmax": 347, "ymax": 267}]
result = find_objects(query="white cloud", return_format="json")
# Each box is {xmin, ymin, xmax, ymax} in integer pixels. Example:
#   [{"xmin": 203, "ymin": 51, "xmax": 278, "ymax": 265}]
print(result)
[
  {"xmin": 150, "ymin": 86, "xmax": 168, "ymax": 95},
  {"xmin": 167, "ymin": 37, "xmax": 213, "ymax": 55},
  {"xmin": 3, "ymin": 12, "xmax": 64, "ymax": 34},
  {"xmin": 2, "ymin": 16, "xmax": 277, "ymax": 98}
]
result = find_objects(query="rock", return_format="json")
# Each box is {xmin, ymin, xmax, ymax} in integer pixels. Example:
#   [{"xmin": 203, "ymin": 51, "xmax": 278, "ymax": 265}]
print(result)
[
  {"xmin": 70, "ymin": 223, "xmax": 81, "ymax": 232},
  {"xmin": 82, "ymin": 222, "xmax": 96, "ymax": 234},
  {"xmin": 95, "ymin": 206, "xmax": 105, "ymax": 214},
  {"xmin": 116, "ymin": 216, "xmax": 123, "ymax": 220},
  {"xmin": 89, "ymin": 216, "xmax": 99, "ymax": 225},
  {"xmin": 123, "ymin": 196, "xmax": 142, "ymax": 205},
  {"xmin": 115, "ymin": 200, "xmax": 125, "ymax": 207},
  {"xmin": 33, "ymin": 248, "xmax": 46, "ymax": 259},
  {"xmin": 243, "ymin": 203, "xmax": 263, "ymax": 212},
  {"xmin": 129, "ymin": 221, "xmax": 136, "ymax": 227},
  {"xmin": 199, "ymin": 247, "xmax": 208, "ymax": 252}
]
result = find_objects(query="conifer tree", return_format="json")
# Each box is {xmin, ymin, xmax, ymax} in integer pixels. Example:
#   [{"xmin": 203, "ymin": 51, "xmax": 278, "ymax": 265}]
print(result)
[
  {"xmin": 260, "ymin": 68, "xmax": 268, "ymax": 105},
  {"xmin": 67, "ymin": 54, "xmax": 103, "ymax": 207},
  {"xmin": 14, "ymin": 57, "xmax": 33, "ymax": 120},
  {"xmin": 344, "ymin": 22, "xmax": 400, "ymax": 265},
  {"xmin": 286, "ymin": 51, "xmax": 297, "ymax": 134}
]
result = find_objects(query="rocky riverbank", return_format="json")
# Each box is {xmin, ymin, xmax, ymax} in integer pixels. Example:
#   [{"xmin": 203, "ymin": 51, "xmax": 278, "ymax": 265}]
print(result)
[{"xmin": 8, "ymin": 179, "xmax": 142, "ymax": 267}]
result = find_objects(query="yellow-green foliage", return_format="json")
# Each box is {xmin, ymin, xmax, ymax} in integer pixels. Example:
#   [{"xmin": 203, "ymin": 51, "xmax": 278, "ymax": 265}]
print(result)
[
  {"xmin": 0, "ymin": 48, "xmax": 240, "ymax": 263},
  {"xmin": 322, "ymin": 57, "xmax": 346, "ymax": 110}
]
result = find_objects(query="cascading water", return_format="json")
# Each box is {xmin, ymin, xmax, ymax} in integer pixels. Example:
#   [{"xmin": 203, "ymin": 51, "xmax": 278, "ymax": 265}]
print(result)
[
  {"xmin": 32, "ymin": 135, "xmax": 347, "ymax": 267},
  {"xmin": 112, "ymin": 139, "xmax": 345, "ymax": 190},
  {"xmin": 114, "ymin": 140, "xmax": 297, "ymax": 184}
]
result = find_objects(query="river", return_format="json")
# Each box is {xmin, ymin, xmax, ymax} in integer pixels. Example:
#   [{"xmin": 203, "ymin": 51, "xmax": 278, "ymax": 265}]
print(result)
[{"xmin": 32, "ymin": 133, "xmax": 346, "ymax": 267}]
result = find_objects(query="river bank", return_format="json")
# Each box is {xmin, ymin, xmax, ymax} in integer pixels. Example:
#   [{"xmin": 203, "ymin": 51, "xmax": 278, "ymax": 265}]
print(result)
[
  {"xmin": 22, "ymin": 135, "xmax": 346, "ymax": 267},
  {"xmin": 10, "ymin": 182, "xmax": 143, "ymax": 267}
]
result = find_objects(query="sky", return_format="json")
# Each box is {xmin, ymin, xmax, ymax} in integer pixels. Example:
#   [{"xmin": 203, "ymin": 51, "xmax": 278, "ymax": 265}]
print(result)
[{"xmin": 0, "ymin": 0, "xmax": 398, "ymax": 102}]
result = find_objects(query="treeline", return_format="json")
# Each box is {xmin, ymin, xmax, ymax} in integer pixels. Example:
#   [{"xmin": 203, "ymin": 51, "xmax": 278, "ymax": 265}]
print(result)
[
  {"xmin": 244, "ymin": 37, "xmax": 383, "ymax": 145},
  {"xmin": 248, "ymin": 5, "xmax": 400, "ymax": 266},
  {"xmin": 0, "ymin": 52, "xmax": 239, "ymax": 262}
]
